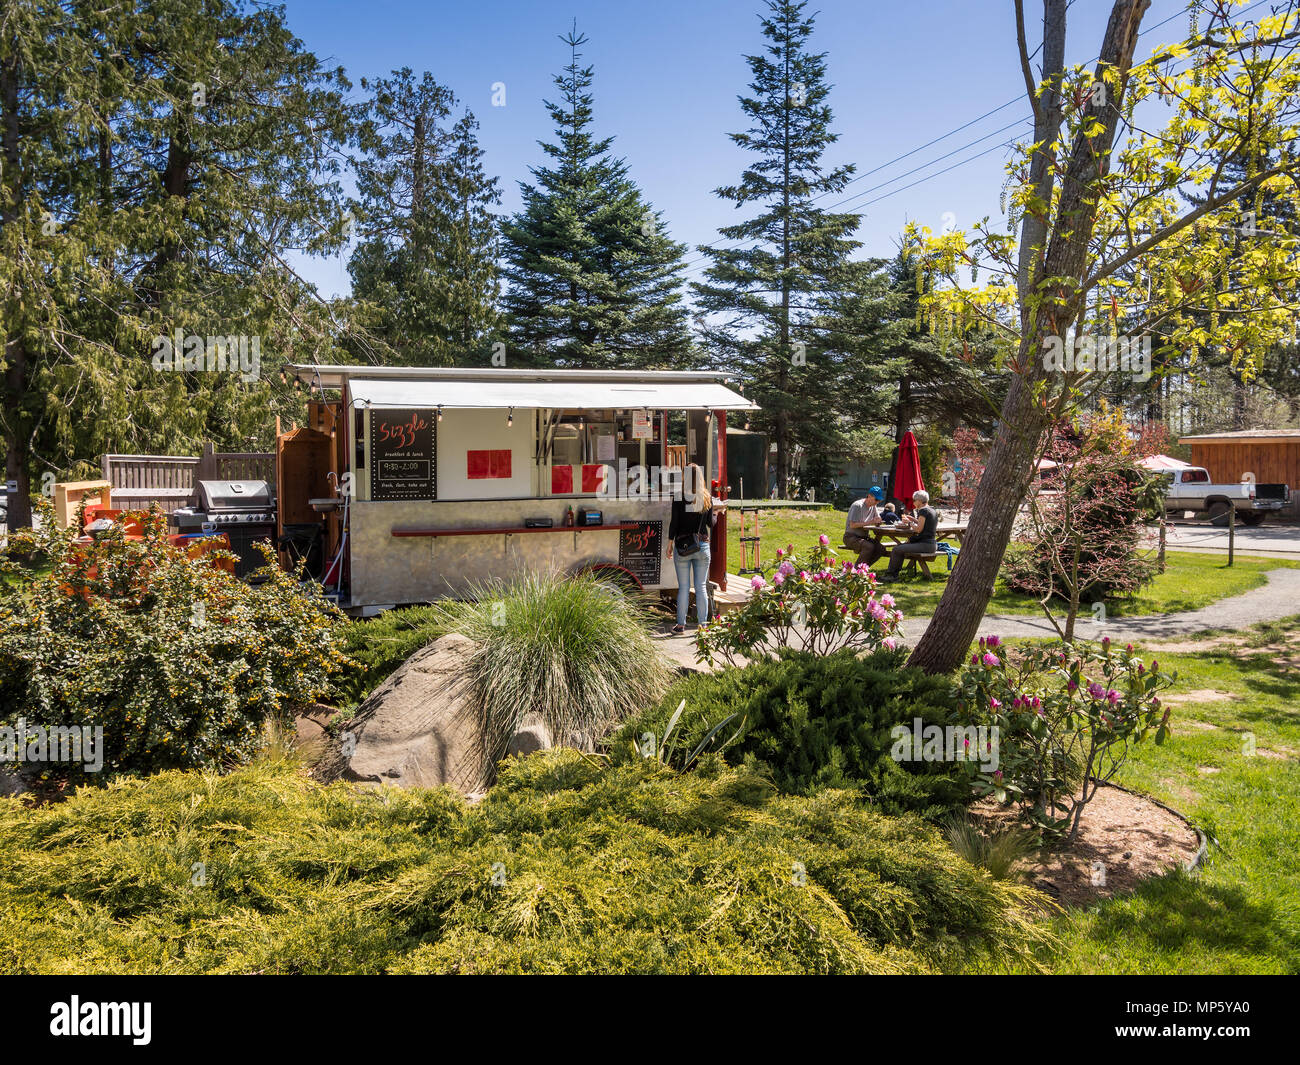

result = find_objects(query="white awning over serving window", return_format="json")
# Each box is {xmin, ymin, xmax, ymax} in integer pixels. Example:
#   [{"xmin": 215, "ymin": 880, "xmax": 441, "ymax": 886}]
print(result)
[{"xmin": 344, "ymin": 376, "xmax": 758, "ymax": 411}]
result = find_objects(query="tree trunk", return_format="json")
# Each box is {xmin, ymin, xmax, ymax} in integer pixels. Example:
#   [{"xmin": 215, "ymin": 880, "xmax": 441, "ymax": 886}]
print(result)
[
  {"xmin": 1, "ymin": 52, "xmax": 32, "ymax": 528},
  {"xmin": 908, "ymin": 0, "xmax": 1150, "ymax": 674},
  {"xmin": 894, "ymin": 374, "xmax": 911, "ymax": 443},
  {"xmin": 775, "ymin": 34, "xmax": 791, "ymax": 486}
]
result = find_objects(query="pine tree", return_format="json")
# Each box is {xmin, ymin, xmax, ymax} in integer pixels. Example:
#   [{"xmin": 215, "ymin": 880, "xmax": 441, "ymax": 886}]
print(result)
[
  {"xmin": 499, "ymin": 28, "xmax": 692, "ymax": 369},
  {"xmin": 876, "ymin": 251, "xmax": 1004, "ymax": 439},
  {"xmin": 349, "ymin": 69, "xmax": 502, "ymax": 366},
  {"xmin": 694, "ymin": 0, "xmax": 861, "ymax": 496}
]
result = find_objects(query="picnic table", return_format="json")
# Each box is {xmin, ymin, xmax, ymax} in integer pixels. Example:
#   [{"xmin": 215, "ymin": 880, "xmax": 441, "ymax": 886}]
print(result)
[
  {"xmin": 852, "ymin": 521, "xmax": 968, "ymax": 579},
  {"xmin": 865, "ymin": 522, "xmax": 968, "ymax": 546}
]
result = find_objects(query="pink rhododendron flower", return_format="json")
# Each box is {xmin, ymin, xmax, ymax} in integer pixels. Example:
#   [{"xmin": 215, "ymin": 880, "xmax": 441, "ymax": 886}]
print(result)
[
  {"xmin": 751, "ymin": 575, "xmax": 766, "ymax": 591},
  {"xmin": 982, "ymin": 652, "xmax": 999, "ymax": 667},
  {"xmin": 819, "ymin": 534, "xmax": 830, "ymax": 546},
  {"xmin": 879, "ymin": 594, "xmax": 895, "ymax": 608},
  {"xmin": 882, "ymin": 637, "xmax": 897, "ymax": 651}
]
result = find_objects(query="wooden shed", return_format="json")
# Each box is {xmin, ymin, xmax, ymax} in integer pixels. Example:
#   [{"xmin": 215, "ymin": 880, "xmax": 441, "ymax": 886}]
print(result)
[{"xmin": 1179, "ymin": 429, "xmax": 1300, "ymax": 519}]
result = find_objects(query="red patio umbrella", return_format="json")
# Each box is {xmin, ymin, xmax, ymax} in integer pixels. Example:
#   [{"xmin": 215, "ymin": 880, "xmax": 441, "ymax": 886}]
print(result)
[{"xmin": 891, "ymin": 430, "xmax": 925, "ymax": 510}]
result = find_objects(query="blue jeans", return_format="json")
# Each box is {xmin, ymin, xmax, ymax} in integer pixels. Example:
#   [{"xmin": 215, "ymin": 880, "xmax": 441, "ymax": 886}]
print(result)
[{"xmin": 674, "ymin": 541, "xmax": 711, "ymax": 626}]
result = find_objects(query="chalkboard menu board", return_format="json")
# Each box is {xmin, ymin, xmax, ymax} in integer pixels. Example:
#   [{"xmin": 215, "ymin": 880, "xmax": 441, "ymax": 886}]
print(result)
[
  {"xmin": 618, "ymin": 520, "xmax": 662, "ymax": 585},
  {"xmin": 371, "ymin": 409, "xmax": 436, "ymax": 501}
]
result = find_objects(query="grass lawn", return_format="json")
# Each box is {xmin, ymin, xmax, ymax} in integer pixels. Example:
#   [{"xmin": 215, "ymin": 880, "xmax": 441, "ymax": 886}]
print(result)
[
  {"xmin": 1013, "ymin": 618, "xmax": 1300, "ymax": 974},
  {"xmin": 724, "ymin": 506, "xmax": 1299, "ymax": 619}
]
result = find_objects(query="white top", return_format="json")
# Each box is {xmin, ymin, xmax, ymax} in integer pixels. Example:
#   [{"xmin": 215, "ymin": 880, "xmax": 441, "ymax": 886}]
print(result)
[{"xmin": 346, "ymin": 376, "xmax": 758, "ymax": 411}]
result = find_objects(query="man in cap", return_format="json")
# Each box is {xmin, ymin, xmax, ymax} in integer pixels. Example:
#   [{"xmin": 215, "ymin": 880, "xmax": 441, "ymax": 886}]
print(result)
[{"xmin": 843, "ymin": 486, "xmax": 886, "ymax": 565}]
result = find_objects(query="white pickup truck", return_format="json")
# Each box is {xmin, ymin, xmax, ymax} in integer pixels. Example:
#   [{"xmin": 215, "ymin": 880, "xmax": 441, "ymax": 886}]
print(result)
[{"xmin": 1163, "ymin": 466, "xmax": 1291, "ymax": 526}]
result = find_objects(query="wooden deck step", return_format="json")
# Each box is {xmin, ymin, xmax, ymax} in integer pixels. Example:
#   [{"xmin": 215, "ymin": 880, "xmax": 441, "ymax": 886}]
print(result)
[{"xmin": 711, "ymin": 575, "xmax": 754, "ymax": 614}]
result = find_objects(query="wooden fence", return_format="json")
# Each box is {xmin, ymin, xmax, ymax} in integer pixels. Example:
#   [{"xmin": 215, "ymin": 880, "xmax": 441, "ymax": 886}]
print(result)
[{"xmin": 102, "ymin": 444, "xmax": 274, "ymax": 513}]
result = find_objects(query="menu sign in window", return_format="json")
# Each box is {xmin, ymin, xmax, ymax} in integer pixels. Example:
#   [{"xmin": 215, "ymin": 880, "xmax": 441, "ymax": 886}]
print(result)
[
  {"xmin": 618, "ymin": 519, "xmax": 662, "ymax": 586},
  {"xmin": 371, "ymin": 409, "xmax": 436, "ymax": 501}
]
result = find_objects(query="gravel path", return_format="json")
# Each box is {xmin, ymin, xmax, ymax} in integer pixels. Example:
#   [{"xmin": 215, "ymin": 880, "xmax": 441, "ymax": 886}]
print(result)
[{"xmin": 657, "ymin": 567, "xmax": 1300, "ymax": 670}]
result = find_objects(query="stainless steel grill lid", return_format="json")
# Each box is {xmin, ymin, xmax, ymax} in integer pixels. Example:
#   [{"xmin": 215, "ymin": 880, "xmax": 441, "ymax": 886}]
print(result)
[{"xmin": 196, "ymin": 479, "xmax": 274, "ymax": 513}]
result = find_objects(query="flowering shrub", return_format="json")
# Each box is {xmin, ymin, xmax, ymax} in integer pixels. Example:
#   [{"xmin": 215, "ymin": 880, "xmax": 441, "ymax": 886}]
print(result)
[
  {"xmin": 695, "ymin": 540, "xmax": 904, "ymax": 667},
  {"xmin": 955, "ymin": 635, "xmax": 1174, "ymax": 839},
  {"xmin": 0, "ymin": 503, "xmax": 350, "ymax": 777},
  {"xmin": 1006, "ymin": 418, "xmax": 1163, "ymax": 637}
]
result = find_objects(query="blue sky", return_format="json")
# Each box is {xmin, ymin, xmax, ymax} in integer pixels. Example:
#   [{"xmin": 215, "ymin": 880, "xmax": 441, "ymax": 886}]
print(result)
[{"xmin": 281, "ymin": 0, "xmax": 1202, "ymax": 298}]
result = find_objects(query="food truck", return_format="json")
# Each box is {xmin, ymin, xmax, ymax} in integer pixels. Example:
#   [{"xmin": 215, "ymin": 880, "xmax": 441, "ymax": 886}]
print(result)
[{"xmin": 281, "ymin": 365, "xmax": 758, "ymax": 614}]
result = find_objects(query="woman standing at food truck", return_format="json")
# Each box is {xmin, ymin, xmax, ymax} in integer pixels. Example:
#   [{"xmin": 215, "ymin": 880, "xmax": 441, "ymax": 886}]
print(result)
[{"xmin": 666, "ymin": 463, "xmax": 723, "ymax": 633}]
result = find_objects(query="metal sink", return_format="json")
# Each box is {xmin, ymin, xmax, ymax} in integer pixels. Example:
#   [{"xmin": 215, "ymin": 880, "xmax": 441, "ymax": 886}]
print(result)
[{"xmin": 308, "ymin": 497, "xmax": 341, "ymax": 514}]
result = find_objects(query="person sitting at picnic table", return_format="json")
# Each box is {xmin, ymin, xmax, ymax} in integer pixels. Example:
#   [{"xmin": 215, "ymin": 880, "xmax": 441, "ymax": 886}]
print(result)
[
  {"xmin": 880, "ymin": 502, "xmax": 900, "ymax": 525},
  {"xmin": 879, "ymin": 490, "xmax": 938, "ymax": 581},
  {"xmin": 843, "ymin": 486, "xmax": 885, "ymax": 563}
]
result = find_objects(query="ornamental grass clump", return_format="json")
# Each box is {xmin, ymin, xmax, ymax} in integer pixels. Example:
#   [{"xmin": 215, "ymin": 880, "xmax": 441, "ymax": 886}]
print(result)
[
  {"xmin": 696, "ymin": 540, "xmax": 904, "ymax": 667},
  {"xmin": 0, "ymin": 503, "xmax": 349, "ymax": 777},
  {"xmin": 431, "ymin": 571, "xmax": 672, "ymax": 774},
  {"xmin": 0, "ymin": 749, "xmax": 1051, "ymax": 974}
]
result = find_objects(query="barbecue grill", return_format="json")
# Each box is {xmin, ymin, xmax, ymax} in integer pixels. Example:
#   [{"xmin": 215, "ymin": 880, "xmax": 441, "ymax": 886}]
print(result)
[{"xmin": 172, "ymin": 479, "xmax": 277, "ymax": 578}]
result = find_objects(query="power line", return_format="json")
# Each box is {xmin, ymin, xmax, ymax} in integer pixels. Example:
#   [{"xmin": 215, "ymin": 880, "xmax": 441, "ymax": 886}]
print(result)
[
  {"xmin": 683, "ymin": 0, "xmax": 1270, "ymax": 276},
  {"xmin": 682, "ymin": 116, "xmax": 1031, "ymax": 275}
]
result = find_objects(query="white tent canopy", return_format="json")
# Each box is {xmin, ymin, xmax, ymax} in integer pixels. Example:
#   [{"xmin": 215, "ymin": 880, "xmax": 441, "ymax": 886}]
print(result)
[
  {"xmin": 1138, "ymin": 454, "xmax": 1194, "ymax": 471},
  {"xmin": 344, "ymin": 375, "xmax": 758, "ymax": 412}
]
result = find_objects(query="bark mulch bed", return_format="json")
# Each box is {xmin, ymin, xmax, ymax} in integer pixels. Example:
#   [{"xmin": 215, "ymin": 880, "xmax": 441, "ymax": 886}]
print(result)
[{"xmin": 972, "ymin": 783, "xmax": 1202, "ymax": 909}]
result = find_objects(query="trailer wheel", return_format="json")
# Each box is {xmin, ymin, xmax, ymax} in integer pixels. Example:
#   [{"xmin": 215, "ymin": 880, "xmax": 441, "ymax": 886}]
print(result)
[{"xmin": 580, "ymin": 563, "xmax": 646, "ymax": 602}]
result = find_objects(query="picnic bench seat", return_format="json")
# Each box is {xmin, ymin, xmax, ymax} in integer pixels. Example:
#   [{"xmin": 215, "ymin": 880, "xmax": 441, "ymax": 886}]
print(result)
[{"xmin": 840, "ymin": 541, "xmax": 938, "ymax": 580}]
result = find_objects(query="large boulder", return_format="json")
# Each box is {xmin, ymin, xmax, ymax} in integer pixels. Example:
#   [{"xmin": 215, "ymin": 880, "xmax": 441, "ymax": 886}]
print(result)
[
  {"xmin": 343, "ymin": 633, "xmax": 488, "ymax": 794},
  {"xmin": 505, "ymin": 713, "xmax": 553, "ymax": 758},
  {"xmin": 0, "ymin": 768, "xmax": 28, "ymax": 798}
]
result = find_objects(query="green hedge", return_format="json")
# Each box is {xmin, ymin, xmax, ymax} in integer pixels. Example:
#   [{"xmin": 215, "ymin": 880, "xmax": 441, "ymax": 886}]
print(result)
[
  {"xmin": 0, "ymin": 510, "xmax": 347, "ymax": 776},
  {"xmin": 0, "ymin": 750, "xmax": 1047, "ymax": 974},
  {"xmin": 613, "ymin": 648, "xmax": 969, "ymax": 819}
]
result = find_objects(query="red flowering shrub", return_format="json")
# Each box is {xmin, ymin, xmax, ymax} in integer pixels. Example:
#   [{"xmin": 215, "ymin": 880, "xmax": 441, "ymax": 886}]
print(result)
[{"xmin": 0, "ymin": 504, "xmax": 349, "ymax": 777}]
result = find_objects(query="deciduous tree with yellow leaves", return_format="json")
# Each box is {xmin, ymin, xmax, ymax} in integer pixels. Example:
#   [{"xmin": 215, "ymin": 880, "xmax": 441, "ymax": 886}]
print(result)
[{"xmin": 907, "ymin": 0, "xmax": 1300, "ymax": 673}]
